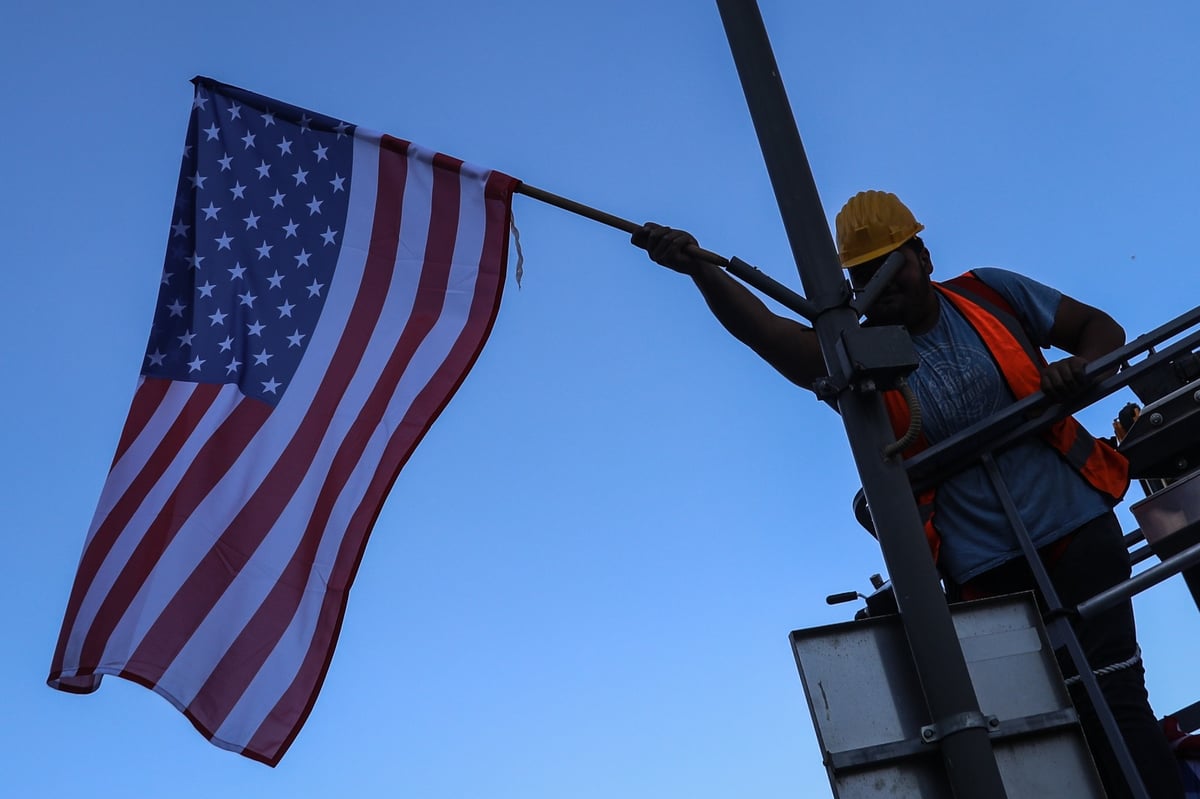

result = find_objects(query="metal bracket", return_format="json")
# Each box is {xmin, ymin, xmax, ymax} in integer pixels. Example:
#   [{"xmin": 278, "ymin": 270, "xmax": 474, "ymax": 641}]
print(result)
[
  {"xmin": 725, "ymin": 256, "xmax": 819, "ymax": 321},
  {"xmin": 826, "ymin": 707, "xmax": 1079, "ymax": 773},
  {"xmin": 811, "ymin": 375, "xmax": 846, "ymax": 402},
  {"xmin": 920, "ymin": 711, "xmax": 998, "ymax": 743}
]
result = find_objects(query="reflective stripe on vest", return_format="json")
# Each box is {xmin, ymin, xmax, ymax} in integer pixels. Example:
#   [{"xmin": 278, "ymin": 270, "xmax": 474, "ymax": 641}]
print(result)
[{"xmin": 881, "ymin": 272, "xmax": 1130, "ymax": 562}]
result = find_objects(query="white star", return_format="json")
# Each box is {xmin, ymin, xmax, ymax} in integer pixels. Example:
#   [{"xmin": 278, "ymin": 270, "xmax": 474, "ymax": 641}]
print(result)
[
  {"xmin": 147, "ymin": 349, "xmax": 166, "ymax": 366},
  {"xmin": 255, "ymin": 160, "xmax": 271, "ymax": 179},
  {"xmin": 226, "ymin": 357, "xmax": 242, "ymax": 374},
  {"xmin": 188, "ymin": 355, "xmax": 206, "ymax": 372},
  {"xmin": 215, "ymin": 232, "xmax": 234, "ymax": 250},
  {"xmin": 218, "ymin": 336, "xmax": 234, "ymax": 352},
  {"xmin": 218, "ymin": 153, "xmax": 233, "ymax": 171},
  {"xmin": 253, "ymin": 348, "xmax": 273, "ymax": 365},
  {"xmin": 313, "ymin": 143, "xmax": 328, "ymax": 162},
  {"xmin": 208, "ymin": 308, "xmax": 228, "ymax": 326},
  {"xmin": 193, "ymin": 94, "xmax": 208, "ymax": 110},
  {"xmin": 261, "ymin": 110, "xmax": 276, "ymax": 127},
  {"xmin": 178, "ymin": 330, "xmax": 196, "ymax": 347},
  {"xmin": 277, "ymin": 137, "xmax": 293, "ymax": 155},
  {"xmin": 320, "ymin": 227, "xmax": 338, "ymax": 246},
  {"xmin": 197, "ymin": 280, "xmax": 216, "ymax": 298},
  {"xmin": 247, "ymin": 320, "xmax": 266, "ymax": 336},
  {"xmin": 277, "ymin": 300, "xmax": 295, "ymax": 318},
  {"xmin": 294, "ymin": 248, "xmax": 312, "ymax": 267},
  {"xmin": 182, "ymin": 144, "xmax": 192, "ymax": 158},
  {"xmin": 292, "ymin": 167, "xmax": 308, "ymax": 185},
  {"xmin": 238, "ymin": 290, "xmax": 257, "ymax": 307},
  {"xmin": 228, "ymin": 102, "xmax": 242, "ymax": 120},
  {"xmin": 267, "ymin": 271, "xmax": 285, "ymax": 289},
  {"xmin": 334, "ymin": 121, "xmax": 349, "ymax": 138},
  {"xmin": 171, "ymin": 219, "xmax": 191, "ymax": 238},
  {"xmin": 229, "ymin": 181, "xmax": 246, "ymax": 199},
  {"xmin": 256, "ymin": 241, "xmax": 273, "ymax": 260},
  {"xmin": 306, "ymin": 279, "xmax": 325, "ymax": 297},
  {"xmin": 166, "ymin": 299, "xmax": 186, "ymax": 317},
  {"xmin": 161, "ymin": 271, "xmax": 173, "ymax": 286},
  {"xmin": 228, "ymin": 262, "xmax": 246, "ymax": 280},
  {"xmin": 202, "ymin": 202, "xmax": 220, "ymax": 220},
  {"xmin": 243, "ymin": 211, "xmax": 260, "ymax": 229},
  {"xmin": 270, "ymin": 190, "xmax": 286, "ymax": 208},
  {"xmin": 282, "ymin": 219, "xmax": 298, "ymax": 238},
  {"xmin": 188, "ymin": 172, "xmax": 207, "ymax": 189},
  {"xmin": 329, "ymin": 174, "xmax": 345, "ymax": 192},
  {"xmin": 241, "ymin": 131, "xmax": 256, "ymax": 149},
  {"xmin": 203, "ymin": 123, "xmax": 220, "ymax": 141},
  {"xmin": 287, "ymin": 330, "xmax": 306, "ymax": 348},
  {"xmin": 261, "ymin": 377, "xmax": 281, "ymax": 394},
  {"xmin": 186, "ymin": 252, "xmax": 205, "ymax": 269},
  {"xmin": 306, "ymin": 196, "xmax": 323, "ymax": 215},
  {"xmin": 299, "ymin": 113, "xmax": 312, "ymax": 133}
]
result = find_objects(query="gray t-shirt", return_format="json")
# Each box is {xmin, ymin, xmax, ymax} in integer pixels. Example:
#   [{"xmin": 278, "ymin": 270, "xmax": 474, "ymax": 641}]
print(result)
[{"xmin": 907, "ymin": 267, "xmax": 1112, "ymax": 583}]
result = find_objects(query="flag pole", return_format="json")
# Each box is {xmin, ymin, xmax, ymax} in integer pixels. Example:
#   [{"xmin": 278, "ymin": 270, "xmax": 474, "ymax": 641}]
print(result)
[
  {"xmin": 514, "ymin": 182, "xmax": 818, "ymax": 321},
  {"xmin": 515, "ymin": 183, "xmax": 643, "ymax": 236}
]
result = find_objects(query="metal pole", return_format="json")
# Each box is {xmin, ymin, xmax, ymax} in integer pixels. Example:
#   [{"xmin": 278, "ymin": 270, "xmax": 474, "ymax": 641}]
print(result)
[
  {"xmin": 713, "ymin": 2, "xmax": 1008, "ymax": 797},
  {"xmin": 981, "ymin": 455, "xmax": 1149, "ymax": 798},
  {"xmin": 1076, "ymin": 537, "xmax": 1200, "ymax": 620}
]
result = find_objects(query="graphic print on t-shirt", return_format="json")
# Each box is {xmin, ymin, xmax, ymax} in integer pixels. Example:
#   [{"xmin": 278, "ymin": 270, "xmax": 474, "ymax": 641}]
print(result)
[{"xmin": 910, "ymin": 339, "xmax": 1005, "ymax": 441}]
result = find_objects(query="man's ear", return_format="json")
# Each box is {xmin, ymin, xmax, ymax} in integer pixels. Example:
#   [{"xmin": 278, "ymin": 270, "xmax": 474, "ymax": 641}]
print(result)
[{"xmin": 920, "ymin": 248, "xmax": 933, "ymax": 275}]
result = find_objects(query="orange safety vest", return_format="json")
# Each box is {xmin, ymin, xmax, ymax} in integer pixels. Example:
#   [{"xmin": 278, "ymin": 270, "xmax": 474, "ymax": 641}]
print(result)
[{"xmin": 881, "ymin": 271, "xmax": 1130, "ymax": 564}]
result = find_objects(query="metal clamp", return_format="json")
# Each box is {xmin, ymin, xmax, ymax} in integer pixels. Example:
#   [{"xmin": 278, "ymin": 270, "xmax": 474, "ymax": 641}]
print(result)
[
  {"xmin": 920, "ymin": 711, "xmax": 999, "ymax": 743},
  {"xmin": 826, "ymin": 708, "xmax": 1079, "ymax": 773},
  {"xmin": 812, "ymin": 376, "xmax": 846, "ymax": 402}
]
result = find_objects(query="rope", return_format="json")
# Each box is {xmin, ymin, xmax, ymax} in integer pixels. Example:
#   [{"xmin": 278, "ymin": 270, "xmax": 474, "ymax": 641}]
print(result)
[
  {"xmin": 510, "ymin": 214, "xmax": 525, "ymax": 289},
  {"xmin": 1063, "ymin": 647, "xmax": 1142, "ymax": 687}
]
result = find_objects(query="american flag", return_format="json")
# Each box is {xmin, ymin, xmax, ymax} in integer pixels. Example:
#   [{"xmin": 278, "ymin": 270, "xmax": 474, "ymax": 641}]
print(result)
[{"xmin": 48, "ymin": 77, "xmax": 518, "ymax": 765}]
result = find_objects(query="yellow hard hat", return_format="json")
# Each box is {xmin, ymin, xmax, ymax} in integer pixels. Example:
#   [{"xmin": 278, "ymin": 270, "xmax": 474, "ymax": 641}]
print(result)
[{"xmin": 835, "ymin": 190, "xmax": 925, "ymax": 268}]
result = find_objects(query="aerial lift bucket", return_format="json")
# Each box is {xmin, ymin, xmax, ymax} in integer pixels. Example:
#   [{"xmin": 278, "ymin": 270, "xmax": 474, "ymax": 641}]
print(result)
[{"xmin": 791, "ymin": 594, "xmax": 1104, "ymax": 798}]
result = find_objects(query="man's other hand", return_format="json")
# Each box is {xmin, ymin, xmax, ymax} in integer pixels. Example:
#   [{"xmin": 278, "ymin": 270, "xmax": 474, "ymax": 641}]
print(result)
[{"xmin": 1042, "ymin": 356, "xmax": 1090, "ymax": 400}]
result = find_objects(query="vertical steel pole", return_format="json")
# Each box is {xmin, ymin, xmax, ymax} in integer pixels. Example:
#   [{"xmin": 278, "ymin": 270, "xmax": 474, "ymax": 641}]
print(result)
[{"xmin": 713, "ymin": 2, "xmax": 1008, "ymax": 796}]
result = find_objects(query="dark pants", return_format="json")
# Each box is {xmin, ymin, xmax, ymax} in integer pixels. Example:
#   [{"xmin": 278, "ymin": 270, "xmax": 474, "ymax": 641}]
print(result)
[{"xmin": 962, "ymin": 512, "xmax": 1184, "ymax": 799}]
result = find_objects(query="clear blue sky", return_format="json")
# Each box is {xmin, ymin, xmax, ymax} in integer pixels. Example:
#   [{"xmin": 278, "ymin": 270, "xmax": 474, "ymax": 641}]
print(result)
[{"xmin": 4, "ymin": 2, "xmax": 1200, "ymax": 796}]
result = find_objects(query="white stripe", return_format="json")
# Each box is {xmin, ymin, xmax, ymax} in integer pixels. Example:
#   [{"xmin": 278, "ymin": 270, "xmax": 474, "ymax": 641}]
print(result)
[
  {"xmin": 87, "ymin": 381, "xmax": 201, "ymax": 544},
  {"xmin": 59, "ymin": 384, "xmax": 243, "ymax": 675},
  {"xmin": 214, "ymin": 162, "xmax": 493, "ymax": 747},
  {"xmin": 93, "ymin": 134, "xmax": 383, "ymax": 678}
]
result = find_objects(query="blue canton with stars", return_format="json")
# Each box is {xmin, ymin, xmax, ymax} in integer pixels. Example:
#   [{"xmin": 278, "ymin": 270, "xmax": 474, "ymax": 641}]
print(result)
[{"xmin": 143, "ymin": 77, "xmax": 355, "ymax": 406}]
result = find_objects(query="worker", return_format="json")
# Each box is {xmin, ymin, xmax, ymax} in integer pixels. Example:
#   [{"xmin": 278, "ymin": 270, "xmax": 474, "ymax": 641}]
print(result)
[{"xmin": 633, "ymin": 191, "xmax": 1183, "ymax": 799}]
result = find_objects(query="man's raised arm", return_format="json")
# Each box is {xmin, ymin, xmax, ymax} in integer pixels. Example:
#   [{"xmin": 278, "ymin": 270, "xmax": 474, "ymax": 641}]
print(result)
[{"xmin": 632, "ymin": 223, "xmax": 826, "ymax": 391}]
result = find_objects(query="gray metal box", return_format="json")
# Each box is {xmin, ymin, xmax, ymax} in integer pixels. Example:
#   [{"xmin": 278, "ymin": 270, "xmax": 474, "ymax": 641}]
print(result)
[
  {"xmin": 1131, "ymin": 469, "xmax": 1200, "ymax": 545},
  {"xmin": 790, "ymin": 594, "xmax": 1102, "ymax": 798}
]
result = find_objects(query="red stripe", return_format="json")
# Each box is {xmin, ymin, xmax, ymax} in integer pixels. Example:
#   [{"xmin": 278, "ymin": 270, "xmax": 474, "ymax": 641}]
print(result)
[
  {"xmin": 186, "ymin": 143, "xmax": 465, "ymax": 740},
  {"xmin": 120, "ymin": 137, "xmax": 415, "ymax": 693},
  {"xmin": 114, "ymin": 377, "xmax": 172, "ymax": 464},
  {"xmin": 342, "ymin": 168, "xmax": 513, "ymax": 563},
  {"xmin": 245, "ymin": 169, "xmax": 514, "ymax": 765},
  {"xmin": 50, "ymin": 380, "xmax": 224, "ymax": 678},
  {"xmin": 74, "ymin": 397, "xmax": 272, "ymax": 672}
]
